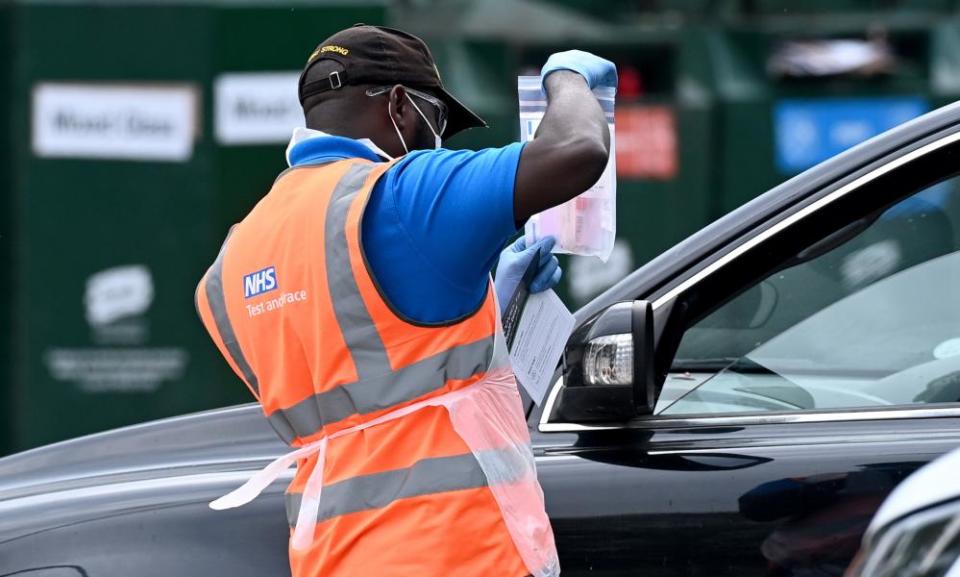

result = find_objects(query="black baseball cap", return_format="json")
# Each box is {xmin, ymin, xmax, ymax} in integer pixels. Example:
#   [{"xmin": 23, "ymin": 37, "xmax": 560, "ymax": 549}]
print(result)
[{"xmin": 299, "ymin": 24, "xmax": 487, "ymax": 138}]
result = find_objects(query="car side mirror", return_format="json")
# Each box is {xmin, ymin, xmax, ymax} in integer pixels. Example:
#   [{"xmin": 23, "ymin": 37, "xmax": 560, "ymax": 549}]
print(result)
[{"xmin": 551, "ymin": 300, "xmax": 658, "ymax": 423}]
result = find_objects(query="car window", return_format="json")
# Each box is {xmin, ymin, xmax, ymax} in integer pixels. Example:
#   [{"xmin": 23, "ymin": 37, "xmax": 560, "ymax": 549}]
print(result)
[{"xmin": 658, "ymin": 176, "xmax": 960, "ymax": 416}]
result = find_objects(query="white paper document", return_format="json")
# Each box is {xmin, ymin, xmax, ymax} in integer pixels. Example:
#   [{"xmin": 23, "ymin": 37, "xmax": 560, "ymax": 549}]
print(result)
[{"xmin": 509, "ymin": 289, "xmax": 576, "ymax": 405}]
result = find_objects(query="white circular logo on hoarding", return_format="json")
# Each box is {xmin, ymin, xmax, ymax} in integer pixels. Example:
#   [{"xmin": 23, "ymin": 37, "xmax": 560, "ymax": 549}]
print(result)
[{"xmin": 84, "ymin": 264, "xmax": 154, "ymax": 327}]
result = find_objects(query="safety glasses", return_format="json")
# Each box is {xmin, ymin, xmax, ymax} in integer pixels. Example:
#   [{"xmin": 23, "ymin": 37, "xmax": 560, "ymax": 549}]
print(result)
[{"xmin": 366, "ymin": 85, "xmax": 449, "ymax": 136}]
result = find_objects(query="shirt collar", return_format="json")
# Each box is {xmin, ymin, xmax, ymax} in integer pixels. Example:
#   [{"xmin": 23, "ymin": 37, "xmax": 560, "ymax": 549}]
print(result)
[{"xmin": 285, "ymin": 127, "xmax": 394, "ymax": 167}]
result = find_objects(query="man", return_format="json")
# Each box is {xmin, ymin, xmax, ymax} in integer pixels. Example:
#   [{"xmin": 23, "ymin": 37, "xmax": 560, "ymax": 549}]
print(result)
[{"xmin": 196, "ymin": 24, "xmax": 614, "ymax": 577}]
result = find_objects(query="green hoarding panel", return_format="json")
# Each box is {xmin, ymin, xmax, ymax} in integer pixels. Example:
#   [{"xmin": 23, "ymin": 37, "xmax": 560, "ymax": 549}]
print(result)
[
  {"xmin": 10, "ymin": 3, "xmax": 229, "ymax": 450},
  {"xmin": 435, "ymin": 40, "xmax": 517, "ymax": 152},
  {"xmin": 1, "ymin": 0, "xmax": 14, "ymax": 456},
  {"xmin": 713, "ymin": 24, "xmax": 940, "ymax": 216},
  {"xmin": 11, "ymin": 0, "xmax": 959, "ymax": 454},
  {"xmin": 8, "ymin": 1, "xmax": 388, "ymax": 452}
]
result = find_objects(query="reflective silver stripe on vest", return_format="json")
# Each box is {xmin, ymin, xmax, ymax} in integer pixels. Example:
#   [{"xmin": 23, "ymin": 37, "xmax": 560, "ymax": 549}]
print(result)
[
  {"xmin": 204, "ymin": 227, "xmax": 260, "ymax": 396},
  {"xmin": 284, "ymin": 453, "xmax": 486, "ymax": 525},
  {"xmin": 325, "ymin": 163, "xmax": 392, "ymax": 379},
  {"xmin": 268, "ymin": 337, "xmax": 493, "ymax": 441}
]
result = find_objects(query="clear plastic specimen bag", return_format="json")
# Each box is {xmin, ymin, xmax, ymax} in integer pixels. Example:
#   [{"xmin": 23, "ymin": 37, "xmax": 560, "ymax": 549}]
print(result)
[{"xmin": 518, "ymin": 76, "xmax": 617, "ymax": 262}]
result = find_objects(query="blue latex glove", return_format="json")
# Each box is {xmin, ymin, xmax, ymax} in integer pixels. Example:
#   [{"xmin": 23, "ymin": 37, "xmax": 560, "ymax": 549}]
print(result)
[
  {"xmin": 540, "ymin": 50, "xmax": 618, "ymax": 91},
  {"xmin": 494, "ymin": 236, "xmax": 562, "ymax": 306}
]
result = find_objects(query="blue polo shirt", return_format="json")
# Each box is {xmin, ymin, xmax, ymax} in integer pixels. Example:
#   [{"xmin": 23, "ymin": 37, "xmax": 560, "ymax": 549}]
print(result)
[{"xmin": 287, "ymin": 131, "xmax": 524, "ymax": 324}]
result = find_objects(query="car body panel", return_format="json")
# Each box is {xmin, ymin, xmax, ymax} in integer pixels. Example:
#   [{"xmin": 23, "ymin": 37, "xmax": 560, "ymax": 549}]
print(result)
[
  {"xmin": 866, "ymin": 447, "xmax": 960, "ymax": 537},
  {"xmin": 0, "ymin": 405, "xmax": 292, "ymax": 575},
  {"xmin": 532, "ymin": 418, "xmax": 960, "ymax": 576}
]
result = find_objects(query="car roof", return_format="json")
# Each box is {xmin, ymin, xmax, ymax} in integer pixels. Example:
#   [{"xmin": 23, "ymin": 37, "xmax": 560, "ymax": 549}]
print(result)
[{"xmin": 576, "ymin": 98, "xmax": 960, "ymax": 324}]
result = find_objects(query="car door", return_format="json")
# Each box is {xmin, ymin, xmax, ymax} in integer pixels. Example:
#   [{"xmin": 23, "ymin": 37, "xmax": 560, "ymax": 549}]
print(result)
[{"xmin": 531, "ymin": 125, "xmax": 960, "ymax": 577}]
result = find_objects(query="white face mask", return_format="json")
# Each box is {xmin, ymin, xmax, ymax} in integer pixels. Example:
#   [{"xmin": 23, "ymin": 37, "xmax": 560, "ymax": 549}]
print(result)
[
  {"xmin": 407, "ymin": 94, "xmax": 442, "ymax": 150},
  {"xmin": 388, "ymin": 93, "xmax": 442, "ymax": 155}
]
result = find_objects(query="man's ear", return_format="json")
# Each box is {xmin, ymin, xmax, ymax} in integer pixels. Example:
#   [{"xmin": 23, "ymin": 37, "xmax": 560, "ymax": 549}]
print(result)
[{"xmin": 388, "ymin": 85, "xmax": 409, "ymax": 130}]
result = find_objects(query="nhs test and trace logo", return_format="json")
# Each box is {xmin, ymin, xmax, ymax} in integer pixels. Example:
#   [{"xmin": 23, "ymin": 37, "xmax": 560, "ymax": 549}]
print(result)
[{"xmin": 243, "ymin": 266, "xmax": 278, "ymax": 298}]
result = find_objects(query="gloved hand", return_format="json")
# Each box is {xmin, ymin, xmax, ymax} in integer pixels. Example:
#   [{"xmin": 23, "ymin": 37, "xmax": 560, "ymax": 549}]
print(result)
[
  {"xmin": 541, "ymin": 50, "xmax": 618, "ymax": 90},
  {"xmin": 494, "ymin": 236, "xmax": 562, "ymax": 306}
]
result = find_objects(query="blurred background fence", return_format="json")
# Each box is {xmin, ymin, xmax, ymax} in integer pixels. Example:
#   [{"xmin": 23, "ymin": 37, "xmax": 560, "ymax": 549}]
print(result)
[{"xmin": 3, "ymin": 0, "xmax": 960, "ymax": 453}]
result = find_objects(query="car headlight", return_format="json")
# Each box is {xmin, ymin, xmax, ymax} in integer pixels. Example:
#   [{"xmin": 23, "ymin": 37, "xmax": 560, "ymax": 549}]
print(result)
[{"xmin": 847, "ymin": 501, "xmax": 960, "ymax": 577}]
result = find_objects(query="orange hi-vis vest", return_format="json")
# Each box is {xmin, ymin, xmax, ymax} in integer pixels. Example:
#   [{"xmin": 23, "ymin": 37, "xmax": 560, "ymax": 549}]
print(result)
[{"xmin": 195, "ymin": 158, "xmax": 559, "ymax": 577}]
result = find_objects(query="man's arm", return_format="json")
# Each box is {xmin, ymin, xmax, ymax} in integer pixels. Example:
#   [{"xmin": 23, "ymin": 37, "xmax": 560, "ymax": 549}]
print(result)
[{"xmin": 513, "ymin": 53, "xmax": 615, "ymax": 224}]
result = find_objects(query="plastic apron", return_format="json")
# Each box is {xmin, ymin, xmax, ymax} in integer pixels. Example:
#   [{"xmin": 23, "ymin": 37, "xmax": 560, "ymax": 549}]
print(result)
[{"xmin": 209, "ymin": 299, "xmax": 561, "ymax": 577}]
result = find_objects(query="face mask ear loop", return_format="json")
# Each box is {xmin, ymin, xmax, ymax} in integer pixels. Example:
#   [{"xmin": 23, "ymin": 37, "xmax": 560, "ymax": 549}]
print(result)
[
  {"xmin": 407, "ymin": 94, "xmax": 442, "ymax": 149},
  {"xmin": 388, "ymin": 97, "xmax": 409, "ymax": 155}
]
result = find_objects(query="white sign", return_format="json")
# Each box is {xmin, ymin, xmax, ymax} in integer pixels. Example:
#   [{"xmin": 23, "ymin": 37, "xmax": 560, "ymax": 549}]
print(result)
[
  {"xmin": 215, "ymin": 72, "xmax": 304, "ymax": 145},
  {"xmin": 32, "ymin": 83, "xmax": 198, "ymax": 161}
]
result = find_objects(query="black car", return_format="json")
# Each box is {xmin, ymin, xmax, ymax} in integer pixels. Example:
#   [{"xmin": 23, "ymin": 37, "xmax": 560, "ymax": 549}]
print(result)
[{"xmin": 6, "ymin": 101, "xmax": 960, "ymax": 577}]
